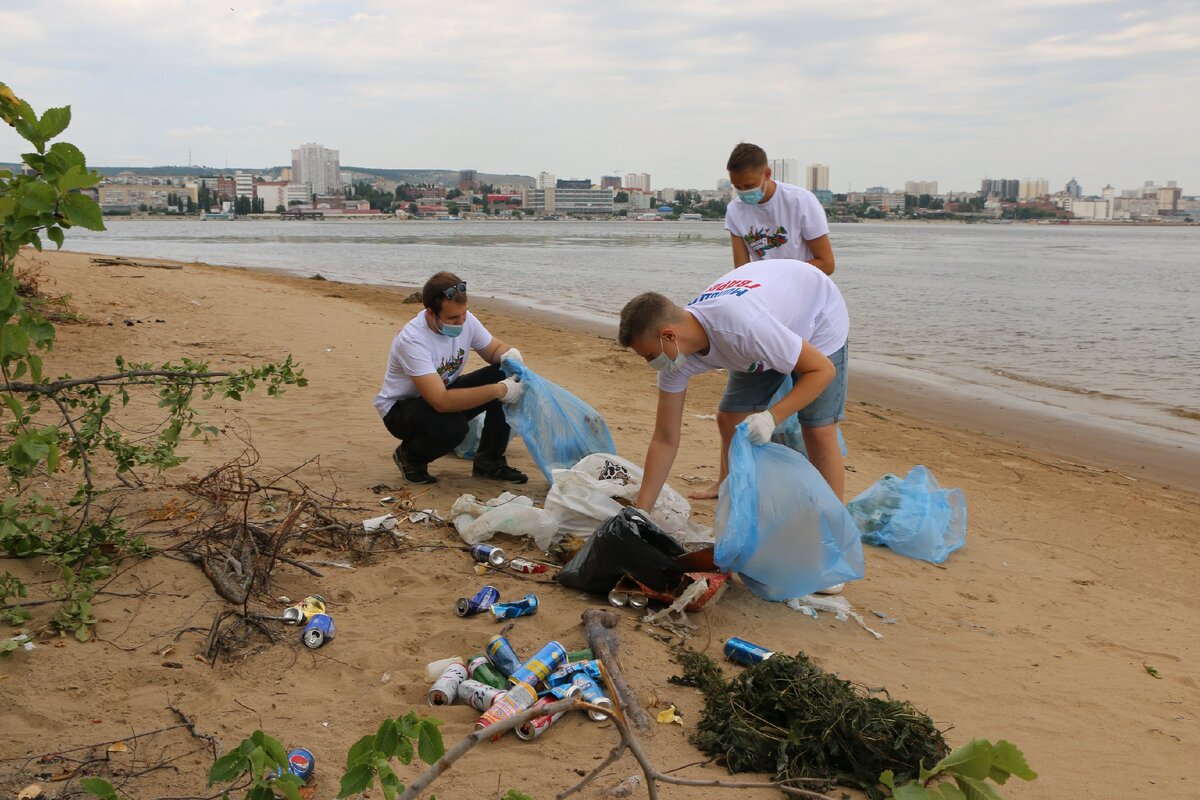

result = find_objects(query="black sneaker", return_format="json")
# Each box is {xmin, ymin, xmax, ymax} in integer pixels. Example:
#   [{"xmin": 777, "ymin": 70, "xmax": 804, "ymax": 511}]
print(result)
[
  {"xmin": 393, "ymin": 446, "xmax": 437, "ymax": 485},
  {"xmin": 472, "ymin": 461, "xmax": 529, "ymax": 484}
]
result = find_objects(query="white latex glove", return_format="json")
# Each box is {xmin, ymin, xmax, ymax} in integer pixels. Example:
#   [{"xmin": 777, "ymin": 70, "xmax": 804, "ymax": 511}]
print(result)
[
  {"xmin": 499, "ymin": 376, "xmax": 524, "ymax": 405},
  {"xmin": 501, "ymin": 347, "xmax": 523, "ymax": 366},
  {"xmin": 744, "ymin": 410, "xmax": 776, "ymax": 446}
]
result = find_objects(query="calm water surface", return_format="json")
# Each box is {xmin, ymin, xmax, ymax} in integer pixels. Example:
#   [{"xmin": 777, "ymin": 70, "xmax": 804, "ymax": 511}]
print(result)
[{"xmin": 63, "ymin": 219, "xmax": 1200, "ymax": 443}]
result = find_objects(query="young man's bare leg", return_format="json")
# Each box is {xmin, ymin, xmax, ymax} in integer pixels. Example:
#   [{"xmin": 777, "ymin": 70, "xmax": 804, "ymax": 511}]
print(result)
[
  {"xmin": 689, "ymin": 410, "xmax": 750, "ymax": 499},
  {"xmin": 802, "ymin": 423, "xmax": 843, "ymax": 500}
]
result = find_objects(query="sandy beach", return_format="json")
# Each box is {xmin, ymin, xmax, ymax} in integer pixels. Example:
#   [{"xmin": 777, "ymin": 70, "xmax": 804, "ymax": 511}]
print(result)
[{"xmin": 2, "ymin": 249, "xmax": 1197, "ymax": 799}]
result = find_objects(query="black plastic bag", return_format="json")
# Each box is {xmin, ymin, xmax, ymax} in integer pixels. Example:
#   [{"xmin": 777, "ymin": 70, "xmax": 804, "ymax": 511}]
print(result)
[{"xmin": 555, "ymin": 508, "xmax": 687, "ymax": 594}]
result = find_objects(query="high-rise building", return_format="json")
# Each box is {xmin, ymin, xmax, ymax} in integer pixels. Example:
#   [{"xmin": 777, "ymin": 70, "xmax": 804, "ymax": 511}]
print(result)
[
  {"xmin": 1019, "ymin": 179, "xmax": 1049, "ymax": 201},
  {"xmin": 291, "ymin": 143, "xmax": 341, "ymax": 196},
  {"xmin": 1065, "ymin": 177, "xmax": 1082, "ymax": 198},
  {"xmin": 600, "ymin": 176, "xmax": 622, "ymax": 189},
  {"xmin": 624, "ymin": 172, "xmax": 651, "ymax": 192},
  {"xmin": 1158, "ymin": 181, "xmax": 1182, "ymax": 211},
  {"xmin": 234, "ymin": 172, "xmax": 254, "ymax": 200},
  {"xmin": 769, "ymin": 158, "xmax": 800, "ymax": 186},
  {"xmin": 458, "ymin": 169, "xmax": 478, "ymax": 191},
  {"xmin": 805, "ymin": 164, "xmax": 829, "ymax": 192},
  {"xmin": 981, "ymin": 178, "xmax": 1020, "ymax": 201},
  {"xmin": 536, "ymin": 171, "xmax": 556, "ymax": 190},
  {"xmin": 556, "ymin": 178, "xmax": 591, "ymax": 189},
  {"xmin": 904, "ymin": 180, "xmax": 938, "ymax": 197}
]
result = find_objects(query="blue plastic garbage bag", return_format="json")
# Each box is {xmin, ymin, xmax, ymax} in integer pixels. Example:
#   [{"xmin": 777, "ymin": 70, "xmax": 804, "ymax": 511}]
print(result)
[
  {"xmin": 501, "ymin": 360, "xmax": 617, "ymax": 483},
  {"xmin": 453, "ymin": 413, "xmax": 485, "ymax": 459},
  {"xmin": 846, "ymin": 466, "xmax": 966, "ymax": 564},
  {"xmin": 715, "ymin": 423, "xmax": 865, "ymax": 601},
  {"xmin": 766, "ymin": 375, "xmax": 847, "ymax": 457}
]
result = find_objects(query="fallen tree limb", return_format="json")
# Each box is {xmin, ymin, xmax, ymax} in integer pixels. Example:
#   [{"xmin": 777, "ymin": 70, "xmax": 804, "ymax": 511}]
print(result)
[{"xmin": 582, "ymin": 608, "xmax": 652, "ymax": 731}]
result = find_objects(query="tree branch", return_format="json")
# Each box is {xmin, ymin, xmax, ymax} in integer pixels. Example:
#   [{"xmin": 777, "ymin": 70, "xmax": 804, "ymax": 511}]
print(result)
[{"xmin": 1, "ymin": 369, "xmax": 237, "ymax": 394}]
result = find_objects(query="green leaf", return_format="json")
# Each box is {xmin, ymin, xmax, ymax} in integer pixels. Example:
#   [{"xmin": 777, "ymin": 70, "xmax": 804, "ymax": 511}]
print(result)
[
  {"xmin": 378, "ymin": 764, "xmax": 400, "ymax": 800},
  {"xmin": 880, "ymin": 770, "xmax": 896, "ymax": 790},
  {"xmin": 46, "ymin": 225, "xmax": 65, "ymax": 249},
  {"xmin": 61, "ymin": 192, "xmax": 105, "ymax": 231},
  {"xmin": 892, "ymin": 784, "xmax": 930, "ymax": 800},
  {"xmin": 0, "ymin": 324, "xmax": 30, "ymax": 359},
  {"xmin": 17, "ymin": 181, "xmax": 56, "ymax": 212},
  {"xmin": 417, "ymin": 719, "xmax": 444, "ymax": 765},
  {"xmin": 274, "ymin": 774, "xmax": 303, "ymax": 800},
  {"xmin": 374, "ymin": 718, "xmax": 399, "ymax": 756},
  {"xmin": 928, "ymin": 783, "xmax": 969, "ymax": 800},
  {"xmin": 1144, "ymin": 663, "xmax": 1162, "ymax": 679},
  {"xmin": 256, "ymin": 731, "xmax": 289, "ymax": 772},
  {"xmin": 345, "ymin": 734, "xmax": 375, "ymax": 768},
  {"xmin": 933, "ymin": 739, "xmax": 993, "ymax": 781},
  {"xmin": 954, "ymin": 775, "xmax": 1004, "ymax": 800},
  {"xmin": 208, "ymin": 751, "xmax": 248, "ymax": 785},
  {"xmin": 58, "ymin": 165, "xmax": 97, "ymax": 192},
  {"xmin": 39, "ymin": 106, "xmax": 71, "ymax": 140},
  {"xmin": 337, "ymin": 763, "xmax": 374, "ymax": 798},
  {"xmin": 249, "ymin": 746, "xmax": 266, "ymax": 782},
  {"xmin": 989, "ymin": 740, "xmax": 1036, "ymax": 782},
  {"xmin": 81, "ymin": 777, "xmax": 118, "ymax": 800}
]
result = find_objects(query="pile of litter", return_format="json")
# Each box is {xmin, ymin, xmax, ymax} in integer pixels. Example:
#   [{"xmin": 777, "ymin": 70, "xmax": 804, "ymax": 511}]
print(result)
[{"xmin": 671, "ymin": 649, "xmax": 948, "ymax": 798}]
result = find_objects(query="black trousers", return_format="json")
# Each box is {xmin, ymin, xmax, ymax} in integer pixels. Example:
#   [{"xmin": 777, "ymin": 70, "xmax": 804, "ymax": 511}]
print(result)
[{"xmin": 382, "ymin": 364, "xmax": 511, "ymax": 466}]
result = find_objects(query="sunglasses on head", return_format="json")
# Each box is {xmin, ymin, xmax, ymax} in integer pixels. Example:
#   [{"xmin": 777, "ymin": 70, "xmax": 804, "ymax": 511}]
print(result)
[{"xmin": 442, "ymin": 281, "xmax": 467, "ymax": 299}]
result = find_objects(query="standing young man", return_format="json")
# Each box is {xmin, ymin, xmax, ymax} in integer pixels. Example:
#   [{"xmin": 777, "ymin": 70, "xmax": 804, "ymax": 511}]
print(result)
[
  {"xmin": 724, "ymin": 142, "xmax": 835, "ymax": 274},
  {"xmin": 618, "ymin": 259, "xmax": 849, "ymax": 510},
  {"xmin": 374, "ymin": 271, "xmax": 528, "ymax": 485}
]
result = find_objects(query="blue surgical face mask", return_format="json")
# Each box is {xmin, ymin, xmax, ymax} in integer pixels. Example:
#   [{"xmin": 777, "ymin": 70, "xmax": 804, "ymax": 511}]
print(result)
[
  {"xmin": 737, "ymin": 181, "xmax": 765, "ymax": 205},
  {"xmin": 435, "ymin": 315, "xmax": 464, "ymax": 337},
  {"xmin": 649, "ymin": 336, "xmax": 687, "ymax": 373}
]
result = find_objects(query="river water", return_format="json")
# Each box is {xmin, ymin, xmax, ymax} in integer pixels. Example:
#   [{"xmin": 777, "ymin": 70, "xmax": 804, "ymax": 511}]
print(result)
[{"xmin": 62, "ymin": 219, "xmax": 1200, "ymax": 448}]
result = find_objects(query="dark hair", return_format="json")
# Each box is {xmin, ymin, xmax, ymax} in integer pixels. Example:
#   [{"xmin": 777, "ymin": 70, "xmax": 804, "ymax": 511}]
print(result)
[
  {"xmin": 727, "ymin": 142, "xmax": 768, "ymax": 173},
  {"xmin": 618, "ymin": 292, "xmax": 683, "ymax": 348},
  {"xmin": 422, "ymin": 271, "xmax": 466, "ymax": 314}
]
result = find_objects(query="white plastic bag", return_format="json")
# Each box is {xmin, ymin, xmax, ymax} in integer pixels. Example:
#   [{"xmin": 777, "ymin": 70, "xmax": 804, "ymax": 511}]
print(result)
[{"xmin": 451, "ymin": 492, "xmax": 560, "ymax": 551}]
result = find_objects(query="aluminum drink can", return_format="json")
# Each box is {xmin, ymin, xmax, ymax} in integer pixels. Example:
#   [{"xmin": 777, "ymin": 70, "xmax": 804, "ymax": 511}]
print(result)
[
  {"xmin": 300, "ymin": 595, "xmax": 326, "ymax": 618},
  {"xmin": 467, "ymin": 655, "xmax": 507, "ymax": 689},
  {"xmin": 571, "ymin": 673, "xmax": 614, "ymax": 722},
  {"xmin": 485, "ymin": 635, "xmax": 522, "ymax": 677},
  {"xmin": 455, "ymin": 585, "xmax": 500, "ymax": 617},
  {"xmin": 509, "ymin": 641, "xmax": 568, "ymax": 690},
  {"xmin": 507, "ymin": 557, "xmax": 548, "ymax": 574},
  {"xmin": 723, "ymin": 637, "xmax": 775, "ymax": 666},
  {"xmin": 515, "ymin": 686, "xmax": 580, "ymax": 741},
  {"xmin": 547, "ymin": 659, "xmax": 601, "ymax": 691},
  {"xmin": 427, "ymin": 661, "xmax": 469, "ymax": 706},
  {"xmin": 301, "ymin": 613, "xmax": 336, "ymax": 649},
  {"xmin": 424, "ymin": 656, "xmax": 465, "ymax": 683},
  {"xmin": 284, "ymin": 748, "xmax": 315, "ymax": 781},
  {"xmin": 564, "ymin": 648, "xmax": 593, "ymax": 663},
  {"xmin": 474, "ymin": 680, "xmax": 537, "ymax": 741},
  {"xmin": 470, "ymin": 543, "xmax": 506, "ymax": 567},
  {"xmin": 281, "ymin": 605, "xmax": 305, "ymax": 625},
  {"xmin": 490, "ymin": 594, "xmax": 538, "ymax": 621},
  {"xmin": 457, "ymin": 678, "xmax": 504, "ymax": 711}
]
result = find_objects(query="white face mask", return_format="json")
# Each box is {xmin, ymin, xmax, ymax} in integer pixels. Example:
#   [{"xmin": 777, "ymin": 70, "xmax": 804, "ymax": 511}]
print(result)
[{"xmin": 648, "ymin": 335, "xmax": 686, "ymax": 373}]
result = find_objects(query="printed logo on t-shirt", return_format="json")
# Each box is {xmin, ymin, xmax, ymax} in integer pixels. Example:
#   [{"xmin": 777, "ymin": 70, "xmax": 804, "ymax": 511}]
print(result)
[
  {"xmin": 437, "ymin": 348, "xmax": 467, "ymax": 384},
  {"xmin": 742, "ymin": 225, "xmax": 789, "ymax": 257},
  {"xmin": 744, "ymin": 360, "xmax": 768, "ymax": 374},
  {"xmin": 688, "ymin": 277, "xmax": 763, "ymax": 305}
]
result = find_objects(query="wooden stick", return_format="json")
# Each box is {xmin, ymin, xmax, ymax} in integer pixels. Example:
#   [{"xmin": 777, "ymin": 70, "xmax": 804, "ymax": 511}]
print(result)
[{"xmin": 581, "ymin": 608, "xmax": 652, "ymax": 731}]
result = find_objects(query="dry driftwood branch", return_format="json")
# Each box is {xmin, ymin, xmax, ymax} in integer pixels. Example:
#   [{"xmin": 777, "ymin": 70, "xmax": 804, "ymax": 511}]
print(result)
[
  {"xmin": 90, "ymin": 256, "xmax": 182, "ymax": 270},
  {"xmin": 582, "ymin": 608, "xmax": 652, "ymax": 731}
]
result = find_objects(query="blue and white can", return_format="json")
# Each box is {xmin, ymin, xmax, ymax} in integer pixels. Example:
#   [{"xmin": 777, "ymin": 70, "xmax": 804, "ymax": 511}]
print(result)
[
  {"xmin": 485, "ymin": 634, "xmax": 522, "ymax": 677},
  {"xmin": 456, "ymin": 584, "xmax": 500, "ymax": 617},
  {"xmin": 301, "ymin": 614, "xmax": 336, "ymax": 649},
  {"xmin": 490, "ymin": 594, "xmax": 538, "ymax": 621},
  {"xmin": 277, "ymin": 747, "xmax": 315, "ymax": 781},
  {"xmin": 723, "ymin": 637, "xmax": 774, "ymax": 666}
]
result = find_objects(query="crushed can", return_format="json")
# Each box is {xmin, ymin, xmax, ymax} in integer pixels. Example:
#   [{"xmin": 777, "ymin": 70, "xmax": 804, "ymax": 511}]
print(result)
[
  {"xmin": 281, "ymin": 605, "xmax": 306, "ymax": 625},
  {"xmin": 547, "ymin": 659, "xmax": 601, "ymax": 692},
  {"xmin": 276, "ymin": 747, "xmax": 315, "ymax": 781},
  {"xmin": 507, "ymin": 557, "xmax": 548, "ymax": 574},
  {"xmin": 485, "ymin": 635, "xmax": 522, "ymax": 677},
  {"xmin": 427, "ymin": 661, "xmax": 469, "ymax": 706},
  {"xmin": 723, "ymin": 637, "xmax": 774, "ymax": 666},
  {"xmin": 490, "ymin": 594, "xmax": 538, "ymax": 621},
  {"xmin": 470, "ymin": 543, "xmax": 506, "ymax": 568},
  {"xmin": 457, "ymin": 678, "xmax": 504, "ymax": 711},
  {"xmin": 300, "ymin": 595, "xmax": 326, "ymax": 618},
  {"xmin": 510, "ymin": 641, "xmax": 568, "ymax": 691},
  {"xmin": 515, "ymin": 685, "xmax": 580, "ymax": 741},
  {"xmin": 571, "ymin": 672, "xmax": 614, "ymax": 722},
  {"xmin": 474, "ymin": 680, "xmax": 537, "ymax": 741},
  {"xmin": 468, "ymin": 654, "xmax": 508, "ymax": 689},
  {"xmin": 301, "ymin": 613, "xmax": 336, "ymax": 649},
  {"xmin": 455, "ymin": 585, "xmax": 500, "ymax": 617}
]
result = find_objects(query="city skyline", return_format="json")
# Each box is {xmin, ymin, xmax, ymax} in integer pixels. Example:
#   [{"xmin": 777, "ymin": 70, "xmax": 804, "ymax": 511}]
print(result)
[{"xmin": 1, "ymin": 2, "xmax": 1197, "ymax": 192}]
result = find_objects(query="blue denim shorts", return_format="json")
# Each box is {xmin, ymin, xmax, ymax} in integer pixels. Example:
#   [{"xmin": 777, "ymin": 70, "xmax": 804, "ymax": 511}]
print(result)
[{"xmin": 717, "ymin": 342, "xmax": 847, "ymax": 427}]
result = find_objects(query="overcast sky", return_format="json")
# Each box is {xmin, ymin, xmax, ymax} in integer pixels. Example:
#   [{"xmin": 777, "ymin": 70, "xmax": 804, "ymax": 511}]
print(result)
[{"xmin": 2, "ymin": 1, "xmax": 1197, "ymax": 194}]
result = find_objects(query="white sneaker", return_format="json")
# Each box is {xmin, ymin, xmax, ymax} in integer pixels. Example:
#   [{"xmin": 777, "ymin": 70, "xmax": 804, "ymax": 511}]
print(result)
[{"xmin": 815, "ymin": 583, "xmax": 844, "ymax": 595}]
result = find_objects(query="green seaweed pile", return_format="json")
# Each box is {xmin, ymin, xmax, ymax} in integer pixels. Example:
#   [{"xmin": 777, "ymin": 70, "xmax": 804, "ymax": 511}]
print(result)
[{"xmin": 671, "ymin": 649, "xmax": 949, "ymax": 798}]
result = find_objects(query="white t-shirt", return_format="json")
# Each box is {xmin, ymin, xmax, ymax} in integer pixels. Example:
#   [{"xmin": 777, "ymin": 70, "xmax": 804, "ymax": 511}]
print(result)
[
  {"xmin": 374, "ymin": 309, "xmax": 493, "ymax": 416},
  {"xmin": 657, "ymin": 259, "xmax": 849, "ymax": 393},
  {"xmin": 724, "ymin": 181, "xmax": 830, "ymax": 261}
]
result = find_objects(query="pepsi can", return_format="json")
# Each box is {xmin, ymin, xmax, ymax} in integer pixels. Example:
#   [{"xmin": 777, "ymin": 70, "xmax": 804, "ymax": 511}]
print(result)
[
  {"xmin": 485, "ymin": 635, "xmax": 522, "ymax": 677},
  {"xmin": 457, "ymin": 679, "xmax": 503, "ymax": 711},
  {"xmin": 301, "ymin": 613, "xmax": 336, "ymax": 649},
  {"xmin": 490, "ymin": 594, "xmax": 538, "ymax": 621},
  {"xmin": 427, "ymin": 661, "xmax": 469, "ymax": 706},
  {"xmin": 510, "ymin": 641, "xmax": 567, "ymax": 690},
  {"xmin": 455, "ymin": 585, "xmax": 500, "ymax": 617},
  {"xmin": 723, "ymin": 637, "xmax": 774, "ymax": 666},
  {"xmin": 470, "ymin": 543, "xmax": 506, "ymax": 567},
  {"xmin": 277, "ymin": 747, "xmax": 315, "ymax": 781},
  {"xmin": 515, "ymin": 686, "xmax": 579, "ymax": 741},
  {"xmin": 571, "ymin": 673, "xmax": 614, "ymax": 722}
]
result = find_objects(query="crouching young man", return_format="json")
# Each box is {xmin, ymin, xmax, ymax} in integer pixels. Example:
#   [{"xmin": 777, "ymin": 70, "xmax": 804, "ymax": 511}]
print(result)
[
  {"xmin": 618, "ymin": 258, "xmax": 850, "ymax": 511},
  {"xmin": 374, "ymin": 271, "xmax": 528, "ymax": 485}
]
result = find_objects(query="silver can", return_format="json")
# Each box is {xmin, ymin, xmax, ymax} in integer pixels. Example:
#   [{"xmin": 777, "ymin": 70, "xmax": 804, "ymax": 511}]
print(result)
[
  {"xmin": 427, "ymin": 662, "xmax": 469, "ymax": 706},
  {"xmin": 457, "ymin": 679, "xmax": 504, "ymax": 712}
]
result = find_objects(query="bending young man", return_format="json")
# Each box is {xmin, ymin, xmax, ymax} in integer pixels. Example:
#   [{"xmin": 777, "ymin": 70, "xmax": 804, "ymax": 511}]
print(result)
[
  {"xmin": 618, "ymin": 258, "xmax": 849, "ymax": 510},
  {"xmin": 374, "ymin": 271, "xmax": 527, "ymax": 485}
]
